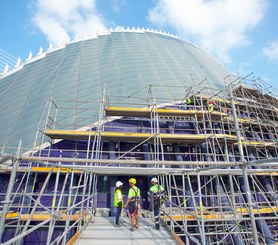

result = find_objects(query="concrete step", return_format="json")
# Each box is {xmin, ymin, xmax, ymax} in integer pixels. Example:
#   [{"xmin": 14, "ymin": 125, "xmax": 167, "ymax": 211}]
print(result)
[{"xmin": 75, "ymin": 217, "xmax": 177, "ymax": 245}]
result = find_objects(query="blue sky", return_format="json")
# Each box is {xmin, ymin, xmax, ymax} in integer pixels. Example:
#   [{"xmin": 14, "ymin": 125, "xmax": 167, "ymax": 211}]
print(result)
[{"xmin": 0, "ymin": 0, "xmax": 278, "ymax": 88}]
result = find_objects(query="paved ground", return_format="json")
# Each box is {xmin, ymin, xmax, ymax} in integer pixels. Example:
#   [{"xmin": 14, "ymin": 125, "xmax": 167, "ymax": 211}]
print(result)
[{"xmin": 75, "ymin": 216, "xmax": 177, "ymax": 245}]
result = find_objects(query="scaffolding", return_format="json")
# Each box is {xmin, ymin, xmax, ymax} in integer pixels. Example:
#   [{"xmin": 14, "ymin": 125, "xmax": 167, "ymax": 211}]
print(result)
[{"xmin": 0, "ymin": 75, "xmax": 278, "ymax": 244}]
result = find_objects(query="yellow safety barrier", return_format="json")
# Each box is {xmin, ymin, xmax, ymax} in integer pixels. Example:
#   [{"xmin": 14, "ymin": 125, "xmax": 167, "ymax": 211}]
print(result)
[{"xmin": 66, "ymin": 230, "xmax": 81, "ymax": 245}]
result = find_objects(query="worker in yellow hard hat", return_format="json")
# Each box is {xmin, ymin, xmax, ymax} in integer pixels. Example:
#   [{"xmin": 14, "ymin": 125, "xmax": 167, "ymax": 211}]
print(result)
[{"xmin": 124, "ymin": 178, "xmax": 140, "ymax": 231}]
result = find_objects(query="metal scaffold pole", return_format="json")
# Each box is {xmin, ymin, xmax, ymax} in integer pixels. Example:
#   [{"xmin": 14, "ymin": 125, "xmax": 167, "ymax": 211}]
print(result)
[
  {"xmin": 229, "ymin": 87, "xmax": 259, "ymax": 245},
  {"xmin": 197, "ymin": 172, "xmax": 206, "ymax": 244},
  {"xmin": 0, "ymin": 141, "xmax": 22, "ymax": 242}
]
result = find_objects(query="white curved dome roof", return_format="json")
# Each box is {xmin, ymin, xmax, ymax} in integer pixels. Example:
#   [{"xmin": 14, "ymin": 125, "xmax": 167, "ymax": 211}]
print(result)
[{"xmin": 0, "ymin": 30, "xmax": 231, "ymax": 149}]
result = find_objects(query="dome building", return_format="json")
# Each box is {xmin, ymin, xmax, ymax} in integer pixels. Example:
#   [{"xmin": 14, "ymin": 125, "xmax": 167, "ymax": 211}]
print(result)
[
  {"xmin": 0, "ymin": 29, "xmax": 277, "ymax": 244},
  {"xmin": 0, "ymin": 28, "xmax": 230, "ymax": 149}
]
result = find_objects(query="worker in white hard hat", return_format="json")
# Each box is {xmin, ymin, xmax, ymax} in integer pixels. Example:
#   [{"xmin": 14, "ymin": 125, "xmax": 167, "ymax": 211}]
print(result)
[
  {"xmin": 114, "ymin": 181, "xmax": 124, "ymax": 227},
  {"xmin": 148, "ymin": 177, "xmax": 165, "ymax": 230}
]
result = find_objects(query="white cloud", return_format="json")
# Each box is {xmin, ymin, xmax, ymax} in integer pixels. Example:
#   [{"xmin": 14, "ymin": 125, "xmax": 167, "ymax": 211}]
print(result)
[
  {"xmin": 111, "ymin": 0, "xmax": 127, "ymax": 13},
  {"xmin": 32, "ymin": 0, "xmax": 106, "ymax": 44},
  {"xmin": 148, "ymin": 0, "xmax": 268, "ymax": 62},
  {"xmin": 263, "ymin": 39, "xmax": 278, "ymax": 61}
]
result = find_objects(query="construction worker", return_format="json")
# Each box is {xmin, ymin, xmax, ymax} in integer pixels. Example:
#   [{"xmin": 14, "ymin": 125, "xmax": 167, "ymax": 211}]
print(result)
[
  {"xmin": 208, "ymin": 100, "xmax": 214, "ymax": 113},
  {"xmin": 124, "ymin": 178, "xmax": 140, "ymax": 231},
  {"xmin": 114, "ymin": 181, "xmax": 124, "ymax": 227},
  {"xmin": 226, "ymin": 108, "xmax": 232, "ymax": 116},
  {"xmin": 186, "ymin": 98, "xmax": 192, "ymax": 105},
  {"xmin": 148, "ymin": 177, "xmax": 165, "ymax": 230},
  {"xmin": 185, "ymin": 98, "xmax": 193, "ymax": 110}
]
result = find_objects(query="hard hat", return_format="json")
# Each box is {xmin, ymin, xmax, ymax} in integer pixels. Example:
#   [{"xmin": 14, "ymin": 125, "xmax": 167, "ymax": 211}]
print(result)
[
  {"xmin": 116, "ymin": 181, "xmax": 123, "ymax": 188},
  {"xmin": 129, "ymin": 178, "xmax": 136, "ymax": 184},
  {"xmin": 151, "ymin": 177, "xmax": 158, "ymax": 183}
]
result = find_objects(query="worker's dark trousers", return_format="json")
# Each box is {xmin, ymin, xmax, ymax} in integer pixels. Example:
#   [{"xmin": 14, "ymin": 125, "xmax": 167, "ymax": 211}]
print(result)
[
  {"xmin": 154, "ymin": 205, "xmax": 160, "ymax": 229},
  {"xmin": 116, "ymin": 206, "xmax": 122, "ymax": 225}
]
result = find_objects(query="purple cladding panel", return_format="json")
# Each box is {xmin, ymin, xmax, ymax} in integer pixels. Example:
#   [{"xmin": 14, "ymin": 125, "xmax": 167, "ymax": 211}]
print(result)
[
  {"xmin": 0, "ymin": 174, "xmax": 26, "ymax": 212},
  {"xmin": 97, "ymin": 202, "xmax": 108, "ymax": 208},
  {"xmin": 19, "ymin": 161, "xmax": 29, "ymax": 167},
  {"xmin": 2, "ymin": 227, "xmax": 16, "ymax": 243},
  {"xmin": 255, "ymin": 193, "xmax": 268, "ymax": 203},
  {"xmin": 0, "ymin": 175, "xmax": 9, "ymax": 207},
  {"xmin": 38, "ymin": 196, "xmax": 53, "ymax": 210},
  {"xmin": 104, "ymin": 121, "xmax": 139, "ymax": 133},
  {"xmin": 175, "ymin": 122, "xmax": 194, "ymax": 134},
  {"xmin": 21, "ymin": 221, "xmax": 76, "ymax": 244},
  {"xmin": 97, "ymin": 193, "xmax": 108, "ymax": 203}
]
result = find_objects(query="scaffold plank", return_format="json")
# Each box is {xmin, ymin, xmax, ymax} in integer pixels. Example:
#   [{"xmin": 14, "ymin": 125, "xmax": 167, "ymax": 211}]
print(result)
[
  {"xmin": 0, "ymin": 213, "xmax": 82, "ymax": 221},
  {"xmin": 162, "ymin": 207, "xmax": 278, "ymax": 221},
  {"xmin": 44, "ymin": 130, "xmax": 243, "ymax": 144},
  {"xmin": 235, "ymin": 141, "xmax": 277, "ymax": 148},
  {"xmin": 31, "ymin": 167, "xmax": 82, "ymax": 173},
  {"xmin": 0, "ymin": 212, "xmax": 19, "ymax": 219},
  {"xmin": 20, "ymin": 213, "xmax": 81, "ymax": 221},
  {"xmin": 105, "ymin": 106, "xmax": 264, "ymax": 126},
  {"xmin": 105, "ymin": 106, "xmax": 227, "ymax": 118}
]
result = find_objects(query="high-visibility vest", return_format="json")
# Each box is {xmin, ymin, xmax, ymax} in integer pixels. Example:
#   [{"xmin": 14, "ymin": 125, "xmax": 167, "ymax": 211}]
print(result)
[
  {"xmin": 148, "ymin": 185, "xmax": 165, "ymax": 207},
  {"xmin": 208, "ymin": 104, "xmax": 214, "ymax": 112},
  {"xmin": 128, "ymin": 186, "xmax": 140, "ymax": 199},
  {"xmin": 149, "ymin": 184, "xmax": 164, "ymax": 194},
  {"xmin": 114, "ymin": 189, "xmax": 124, "ymax": 207}
]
